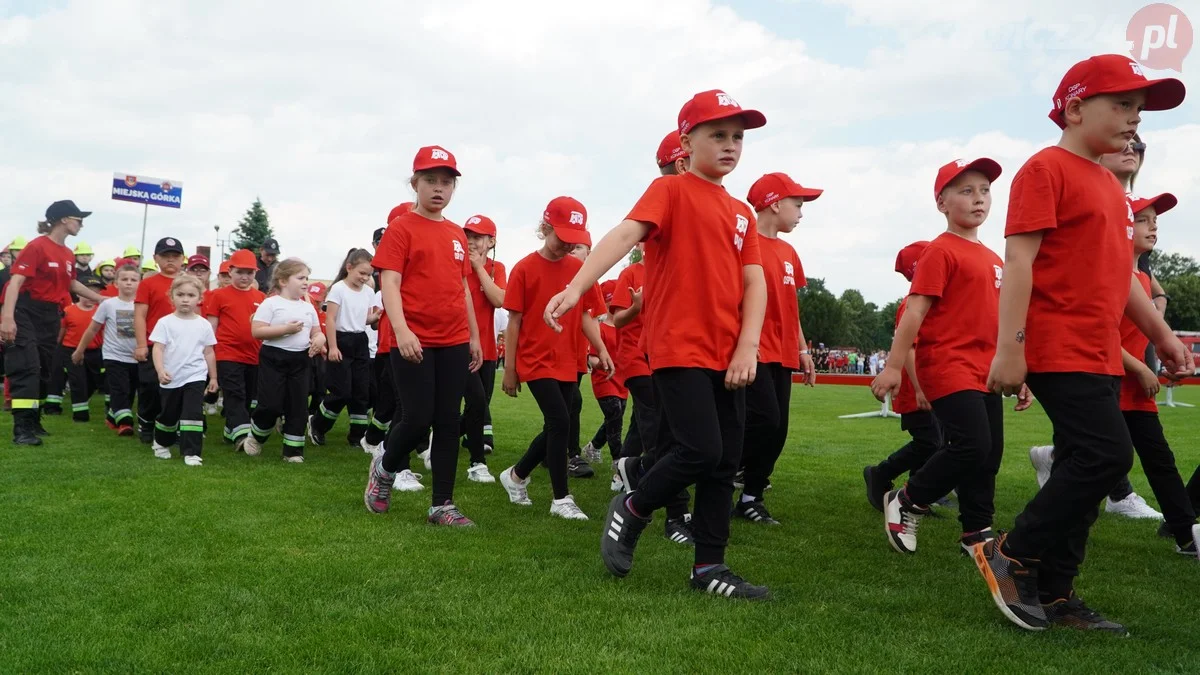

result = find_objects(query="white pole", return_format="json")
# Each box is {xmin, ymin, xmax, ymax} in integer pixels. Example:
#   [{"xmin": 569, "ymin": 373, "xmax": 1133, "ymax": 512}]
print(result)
[
  {"xmin": 138, "ymin": 203, "xmax": 149, "ymax": 262},
  {"xmin": 839, "ymin": 392, "xmax": 902, "ymax": 420}
]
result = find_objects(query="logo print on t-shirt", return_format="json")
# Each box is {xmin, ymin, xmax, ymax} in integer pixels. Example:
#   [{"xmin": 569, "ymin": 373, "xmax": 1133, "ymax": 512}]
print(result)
[
  {"xmin": 452, "ymin": 239, "xmax": 465, "ymax": 262},
  {"xmin": 993, "ymin": 265, "xmax": 1004, "ymax": 289},
  {"xmin": 783, "ymin": 260, "xmax": 796, "ymax": 287},
  {"xmin": 431, "ymin": 148, "xmax": 450, "ymax": 160},
  {"xmin": 733, "ymin": 214, "xmax": 749, "ymax": 251}
]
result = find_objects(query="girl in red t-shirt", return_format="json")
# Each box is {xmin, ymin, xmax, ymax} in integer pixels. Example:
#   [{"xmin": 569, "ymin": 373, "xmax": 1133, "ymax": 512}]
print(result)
[
  {"xmin": 461, "ymin": 215, "xmax": 507, "ymax": 483},
  {"xmin": 872, "ymin": 158, "xmax": 1010, "ymax": 556},
  {"xmin": 499, "ymin": 197, "xmax": 611, "ymax": 521},
  {"xmin": 204, "ymin": 248, "xmax": 266, "ymax": 451},
  {"xmin": 363, "ymin": 146, "xmax": 483, "ymax": 528}
]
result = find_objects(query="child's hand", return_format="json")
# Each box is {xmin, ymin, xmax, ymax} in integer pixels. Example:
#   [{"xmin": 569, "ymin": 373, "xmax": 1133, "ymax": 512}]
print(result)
[
  {"xmin": 328, "ymin": 346, "xmax": 342, "ymax": 363},
  {"xmin": 543, "ymin": 287, "xmax": 582, "ymax": 333},
  {"xmin": 284, "ymin": 321, "xmax": 304, "ymax": 336},
  {"xmin": 629, "ymin": 287, "xmax": 643, "ymax": 312},
  {"xmin": 308, "ymin": 333, "xmax": 327, "ymax": 358},
  {"xmin": 397, "ymin": 328, "xmax": 423, "ymax": 363},
  {"xmin": 1014, "ymin": 383, "xmax": 1034, "ymax": 412},
  {"xmin": 158, "ymin": 371, "xmax": 172, "ymax": 385},
  {"xmin": 502, "ymin": 368, "xmax": 521, "ymax": 397},
  {"xmin": 134, "ymin": 345, "xmax": 149, "ymax": 363},
  {"xmin": 596, "ymin": 350, "xmax": 615, "ymax": 381},
  {"xmin": 206, "ymin": 377, "xmax": 219, "ymax": 394},
  {"xmin": 916, "ymin": 389, "xmax": 931, "ymax": 411},
  {"xmin": 987, "ymin": 349, "xmax": 1027, "ymax": 397},
  {"xmin": 70, "ymin": 349, "xmax": 85, "ymax": 365},
  {"xmin": 871, "ymin": 368, "xmax": 901, "ymax": 402},
  {"xmin": 725, "ymin": 344, "xmax": 757, "ymax": 390},
  {"xmin": 367, "ymin": 306, "xmax": 382, "ymax": 322},
  {"xmin": 469, "ymin": 338, "xmax": 482, "ymax": 373},
  {"xmin": 1136, "ymin": 363, "xmax": 1161, "ymax": 400}
]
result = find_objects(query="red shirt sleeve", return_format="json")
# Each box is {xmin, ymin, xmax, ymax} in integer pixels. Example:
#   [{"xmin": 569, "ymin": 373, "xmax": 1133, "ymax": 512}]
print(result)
[
  {"xmin": 135, "ymin": 277, "xmax": 151, "ymax": 304},
  {"xmin": 793, "ymin": 250, "xmax": 807, "ymax": 289},
  {"xmin": 1005, "ymin": 164, "xmax": 1060, "ymax": 237},
  {"xmin": 739, "ymin": 211, "xmax": 763, "ymax": 267},
  {"xmin": 493, "ymin": 262, "xmax": 507, "ymax": 290},
  {"xmin": 11, "ymin": 239, "xmax": 42, "ymax": 277},
  {"xmin": 373, "ymin": 222, "xmax": 411, "ymax": 274},
  {"xmin": 502, "ymin": 263, "xmax": 526, "ymax": 314},
  {"xmin": 204, "ymin": 291, "xmax": 221, "ymax": 318},
  {"xmin": 909, "ymin": 246, "xmax": 951, "ymax": 299},
  {"xmin": 626, "ymin": 177, "xmax": 674, "ymax": 239}
]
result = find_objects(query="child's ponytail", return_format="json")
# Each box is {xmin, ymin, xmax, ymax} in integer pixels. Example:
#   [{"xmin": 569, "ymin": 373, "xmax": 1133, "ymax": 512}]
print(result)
[{"xmin": 332, "ymin": 248, "xmax": 374, "ymax": 286}]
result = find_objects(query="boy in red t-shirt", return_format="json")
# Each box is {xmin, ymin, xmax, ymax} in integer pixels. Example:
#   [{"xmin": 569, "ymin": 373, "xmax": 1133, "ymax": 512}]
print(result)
[
  {"xmin": 134, "ymin": 237, "xmax": 186, "ymax": 443},
  {"xmin": 872, "ymin": 158, "xmax": 1010, "ymax": 556},
  {"xmin": 54, "ymin": 279, "xmax": 106, "ymax": 421},
  {"xmin": 974, "ymin": 55, "xmax": 1190, "ymax": 633},
  {"xmin": 582, "ymin": 280, "xmax": 627, "ymax": 465},
  {"xmin": 544, "ymin": 90, "xmax": 769, "ymax": 599},
  {"xmin": 204, "ymin": 248, "xmax": 265, "ymax": 451}
]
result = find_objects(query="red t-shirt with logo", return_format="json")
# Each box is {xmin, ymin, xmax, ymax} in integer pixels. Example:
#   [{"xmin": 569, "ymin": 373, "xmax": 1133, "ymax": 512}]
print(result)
[
  {"xmin": 892, "ymin": 298, "xmax": 918, "ymax": 415},
  {"xmin": 1119, "ymin": 270, "xmax": 1157, "ymax": 413},
  {"xmin": 467, "ymin": 259, "xmax": 506, "ymax": 361},
  {"xmin": 627, "ymin": 173, "xmax": 762, "ymax": 371},
  {"xmin": 373, "ymin": 211, "xmax": 471, "ymax": 347},
  {"xmin": 136, "ymin": 272, "xmax": 178, "ymax": 340},
  {"xmin": 610, "ymin": 262, "xmax": 650, "ymax": 387},
  {"xmin": 757, "ymin": 234, "xmax": 806, "ymax": 370},
  {"xmin": 205, "ymin": 285, "xmax": 265, "ymax": 364},
  {"xmin": 11, "ymin": 235, "xmax": 75, "ymax": 305},
  {"xmin": 908, "ymin": 231, "xmax": 1003, "ymax": 402},
  {"xmin": 503, "ymin": 252, "xmax": 602, "ymax": 383},
  {"xmin": 1006, "ymin": 146, "xmax": 1133, "ymax": 376},
  {"xmin": 62, "ymin": 304, "xmax": 103, "ymax": 350},
  {"xmin": 591, "ymin": 322, "xmax": 628, "ymax": 399},
  {"xmin": 578, "ymin": 282, "xmax": 603, "ymax": 375}
]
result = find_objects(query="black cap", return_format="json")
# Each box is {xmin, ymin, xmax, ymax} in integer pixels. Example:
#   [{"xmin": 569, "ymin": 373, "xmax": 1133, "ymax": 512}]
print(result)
[
  {"xmin": 261, "ymin": 238, "xmax": 280, "ymax": 255},
  {"xmin": 45, "ymin": 200, "xmax": 91, "ymax": 222},
  {"xmin": 154, "ymin": 237, "xmax": 185, "ymax": 255},
  {"xmin": 372, "ymin": 227, "xmax": 385, "ymax": 245}
]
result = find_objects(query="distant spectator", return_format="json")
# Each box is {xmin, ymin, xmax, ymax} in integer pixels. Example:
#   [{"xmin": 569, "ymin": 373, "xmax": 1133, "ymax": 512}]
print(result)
[{"xmin": 255, "ymin": 238, "xmax": 280, "ymax": 290}]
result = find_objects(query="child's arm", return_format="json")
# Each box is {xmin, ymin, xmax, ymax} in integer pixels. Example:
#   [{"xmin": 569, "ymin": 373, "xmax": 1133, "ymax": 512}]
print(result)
[
  {"xmin": 1124, "ymin": 277, "xmax": 1191, "ymax": 378},
  {"xmin": 380, "ymin": 270, "xmax": 421, "ymax": 363},
  {"xmin": 796, "ymin": 319, "xmax": 815, "ymax": 387},
  {"xmin": 872, "ymin": 295, "xmax": 933, "ymax": 401},
  {"xmin": 152, "ymin": 342, "xmax": 171, "ymax": 384},
  {"xmin": 1149, "ymin": 273, "xmax": 1168, "ymax": 314},
  {"xmin": 987, "ymin": 231, "xmax": 1042, "ymax": 396},
  {"xmin": 547, "ymin": 219, "xmax": 649, "ymax": 328},
  {"xmin": 581, "ymin": 313, "xmax": 613, "ymax": 379},
  {"xmin": 727, "ymin": 264, "xmax": 767, "ymax": 390},
  {"xmin": 207, "ymin": 315, "xmax": 219, "ymax": 334},
  {"xmin": 72, "ymin": 320, "xmax": 103, "ymax": 364},
  {"xmin": 69, "ymin": 279, "xmax": 103, "ymax": 304},
  {"xmin": 1122, "ymin": 346, "xmax": 1160, "ymax": 399},
  {"xmin": 308, "ymin": 323, "xmax": 327, "ymax": 357},
  {"xmin": 251, "ymin": 320, "xmax": 304, "ymax": 340},
  {"xmin": 56, "ymin": 321, "xmax": 65, "ymax": 346},
  {"xmin": 464, "ymin": 278, "xmax": 482, "ymax": 372},
  {"xmin": 903, "ymin": 347, "xmax": 928, "ymax": 410},
  {"xmin": 134, "ymin": 304, "xmax": 149, "ymax": 362},
  {"xmin": 611, "ymin": 288, "xmax": 642, "ymax": 328},
  {"xmin": 475, "ymin": 263, "xmax": 506, "ymax": 308},
  {"xmin": 204, "ymin": 345, "xmax": 218, "ymax": 393},
  {"xmin": 501, "ymin": 311, "xmax": 523, "ymax": 396},
  {"xmin": 324, "ymin": 301, "xmax": 342, "ymax": 362}
]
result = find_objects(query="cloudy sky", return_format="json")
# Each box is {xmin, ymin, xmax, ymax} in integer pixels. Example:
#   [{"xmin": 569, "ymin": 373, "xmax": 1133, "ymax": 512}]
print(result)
[{"xmin": 1, "ymin": 0, "xmax": 1195, "ymax": 304}]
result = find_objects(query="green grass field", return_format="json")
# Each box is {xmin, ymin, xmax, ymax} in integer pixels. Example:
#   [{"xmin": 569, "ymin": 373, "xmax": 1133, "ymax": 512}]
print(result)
[{"xmin": 2, "ymin": 382, "xmax": 1199, "ymax": 673}]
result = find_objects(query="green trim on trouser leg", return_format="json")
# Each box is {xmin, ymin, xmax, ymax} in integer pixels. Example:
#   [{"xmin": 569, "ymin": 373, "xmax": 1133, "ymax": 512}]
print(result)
[
  {"xmin": 250, "ymin": 420, "xmax": 273, "ymax": 442},
  {"xmin": 349, "ymin": 414, "xmax": 369, "ymax": 427},
  {"xmin": 319, "ymin": 402, "xmax": 338, "ymax": 421},
  {"xmin": 44, "ymin": 395, "xmax": 63, "ymax": 405},
  {"xmin": 113, "ymin": 409, "xmax": 134, "ymax": 424},
  {"xmin": 370, "ymin": 415, "xmax": 390, "ymax": 430},
  {"xmin": 179, "ymin": 420, "xmax": 205, "ymax": 434},
  {"xmin": 72, "ymin": 403, "xmax": 89, "ymax": 413},
  {"xmin": 155, "ymin": 422, "xmax": 179, "ymax": 434}
]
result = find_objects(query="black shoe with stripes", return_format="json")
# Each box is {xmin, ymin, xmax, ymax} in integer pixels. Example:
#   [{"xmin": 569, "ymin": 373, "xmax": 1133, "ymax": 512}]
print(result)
[
  {"xmin": 734, "ymin": 499, "xmax": 781, "ymax": 525},
  {"xmin": 689, "ymin": 564, "xmax": 770, "ymax": 600},
  {"xmin": 600, "ymin": 492, "xmax": 650, "ymax": 578},
  {"xmin": 664, "ymin": 515, "xmax": 695, "ymax": 545}
]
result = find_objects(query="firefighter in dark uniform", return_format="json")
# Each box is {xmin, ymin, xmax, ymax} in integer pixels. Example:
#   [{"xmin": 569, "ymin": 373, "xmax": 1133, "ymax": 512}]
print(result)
[
  {"xmin": 255, "ymin": 237, "xmax": 280, "ymax": 291},
  {"xmin": 1, "ymin": 201, "xmax": 105, "ymax": 445}
]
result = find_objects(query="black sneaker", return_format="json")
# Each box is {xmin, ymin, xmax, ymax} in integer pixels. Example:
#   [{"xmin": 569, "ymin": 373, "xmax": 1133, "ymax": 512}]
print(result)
[
  {"xmin": 42, "ymin": 404, "xmax": 62, "ymax": 416},
  {"xmin": 689, "ymin": 564, "xmax": 770, "ymax": 600},
  {"xmin": 600, "ymin": 492, "xmax": 650, "ymax": 578},
  {"xmin": 664, "ymin": 515, "xmax": 694, "ymax": 545},
  {"xmin": 1157, "ymin": 520, "xmax": 1171, "ymax": 538},
  {"xmin": 307, "ymin": 415, "xmax": 326, "ymax": 446},
  {"xmin": 567, "ymin": 456, "xmax": 595, "ymax": 478},
  {"xmin": 863, "ymin": 465, "xmax": 892, "ymax": 513},
  {"xmin": 960, "ymin": 528, "xmax": 996, "ymax": 556},
  {"xmin": 733, "ymin": 469, "xmax": 745, "ymax": 489},
  {"xmin": 1043, "ymin": 595, "xmax": 1128, "ymax": 636},
  {"xmin": 970, "ymin": 534, "xmax": 1049, "ymax": 631},
  {"xmin": 1176, "ymin": 524, "xmax": 1200, "ymax": 559},
  {"xmin": 734, "ymin": 499, "xmax": 781, "ymax": 525}
]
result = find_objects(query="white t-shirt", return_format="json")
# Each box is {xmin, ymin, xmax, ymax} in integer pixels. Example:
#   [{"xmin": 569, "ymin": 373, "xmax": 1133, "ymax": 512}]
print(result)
[
  {"xmin": 92, "ymin": 297, "xmax": 137, "ymax": 364},
  {"xmin": 367, "ymin": 291, "xmax": 383, "ymax": 358},
  {"xmin": 325, "ymin": 280, "xmax": 372, "ymax": 333},
  {"xmin": 148, "ymin": 313, "xmax": 217, "ymax": 389},
  {"xmin": 253, "ymin": 295, "xmax": 319, "ymax": 352}
]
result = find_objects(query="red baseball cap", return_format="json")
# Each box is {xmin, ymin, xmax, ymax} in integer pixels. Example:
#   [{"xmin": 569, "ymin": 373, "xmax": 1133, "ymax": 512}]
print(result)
[
  {"xmin": 218, "ymin": 260, "xmax": 232, "ymax": 275},
  {"xmin": 678, "ymin": 89, "xmax": 766, "ymax": 135},
  {"xmin": 228, "ymin": 249, "xmax": 258, "ymax": 270},
  {"xmin": 895, "ymin": 241, "xmax": 931, "ymax": 282},
  {"xmin": 187, "ymin": 254, "xmax": 210, "ymax": 270},
  {"xmin": 656, "ymin": 130, "xmax": 689, "ymax": 168},
  {"xmin": 600, "ymin": 279, "xmax": 617, "ymax": 304},
  {"xmin": 307, "ymin": 281, "xmax": 327, "ymax": 298},
  {"xmin": 387, "ymin": 202, "xmax": 415, "ymax": 224},
  {"xmin": 543, "ymin": 196, "xmax": 590, "ymax": 246},
  {"xmin": 933, "ymin": 158, "xmax": 1002, "ymax": 199},
  {"xmin": 1049, "ymin": 54, "xmax": 1186, "ymax": 130},
  {"xmin": 746, "ymin": 173, "xmax": 823, "ymax": 212},
  {"xmin": 412, "ymin": 146, "xmax": 460, "ymax": 176},
  {"xmin": 463, "ymin": 215, "xmax": 497, "ymax": 237},
  {"xmin": 1130, "ymin": 192, "xmax": 1178, "ymax": 216}
]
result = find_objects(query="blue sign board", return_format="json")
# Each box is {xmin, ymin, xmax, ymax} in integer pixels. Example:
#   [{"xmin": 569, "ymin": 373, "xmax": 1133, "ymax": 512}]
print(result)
[{"xmin": 111, "ymin": 173, "xmax": 183, "ymax": 209}]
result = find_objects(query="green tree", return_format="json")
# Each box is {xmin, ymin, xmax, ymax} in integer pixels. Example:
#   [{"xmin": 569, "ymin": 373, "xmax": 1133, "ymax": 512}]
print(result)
[
  {"xmin": 231, "ymin": 198, "xmax": 275, "ymax": 252},
  {"xmin": 629, "ymin": 248, "xmax": 643, "ymax": 264},
  {"xmin": 798, "ymin": 278, "xmax": 850, "ymax": 346},
  {"xmin": 876, "ymin": 298, "xmax": 903, "ymax": 349},
  {"xmin": 1149, "ymin": 250, "xmax": 1200, "ymax": 283},
  {"xmin": 1163, "ymin": 274, "xmax": 1200, "ymax": 332}
]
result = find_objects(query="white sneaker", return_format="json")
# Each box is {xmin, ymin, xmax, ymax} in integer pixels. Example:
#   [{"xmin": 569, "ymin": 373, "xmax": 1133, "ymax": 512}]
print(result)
[
  {"xmin": 183, "ymin": 455, "xmax": 202, "ymax": 467},
  {"xmin": 1029, "ymin": 445, "xmax": 1054, "ymax": 488},
  {"xmin": 152, "ymin": 442, "xmax": 171, "ymax": 460},
  {"xmin": 467, "ymin": 462, "xmax": 496, "ymax": 483},
  {"xmin": 610, "ymin": 474, "xmax": 624, "ymax": 492},
  {"xmin": 1106, "ymin": 492, "xmax": 1163, "ymax": 520},
  {"xmin": 583, "ymin": 441, "xmax": 601, "ymax": 464},
  {"xmin": 360, "ymin": 436, "xmax": 381, "ymax": 456},
  {"xmin": 418, "ymin": 446, "xmax": 432, "ymax": 471},
  {"xmin": 393, "ymin": 469, "xmax": 424, "ymax": 492},
  {"xmin": 550, "ymin": 495, "xmax": 589, "ymax": 520},
  {"xmin": 203, "ymin": 403, "xmax": 219, "ymax": 416},
  {"xmin": 243, "ymin": 435, "xmax": 263, "ymax": 457},
  {"xmin": 283, "ymin": 455, "xmax": 305, "ymax": 464},
  {"xmin": 499, "ymin": 466, "xmax": 532, "ymax": 506}
]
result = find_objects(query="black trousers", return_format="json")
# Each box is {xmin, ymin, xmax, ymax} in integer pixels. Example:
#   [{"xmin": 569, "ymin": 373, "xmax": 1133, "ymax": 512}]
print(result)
[
  {"xmin": 629, "ymin": 368, "xmax": 745, "ymax": 565},
  {"xmin": 1188, "ymin": 464, "xmax": 1200, "ymax": 514},
  {"xmin": 156, "ymin": 380, "xmax": 206, "ymax": 456},
  {"xmin": 877, "ymin": 410, "xmax": 943, "ymax": 481},
  {"xmin": 46, "ymin": 344, "xmax": 69, "ymax": 409},
  {"xmin": 480, "ymin": 359, "xmax": 495, "ymax": 434},
  {"xmin": 1004, "ymin": 373, "xmax": 1133, "ymax": 600},
  {"xmin": 906, "ymin": 390, "xmax": 1004, "ymax": 533},
  {"xmin": 68, "ymin": 347, "xmax": 103, "ymax": 419},
  {"xmin": 5, "ymin": 296, "xmax": 58, "ymax": 413},
  {"xmin": 461, "ymin": 360, "xmax": 496, "ymax": 458},
  {"xmin": 566, "ymin": 372, "xmax": 584, "ymax": 458},
  {"xmin": 741, "ymin": 362, "xmax": 793, "ymax": 499},
  {"xmin": 380, "ymin": 344, "xmax": 470, "ymax": 506},
  {"xmin": 365, "ymin": 352, "xmax": 398, "ymax": 447},
  {"xmin": 104, "ymin": 360, "xmax": 139, "ymax": 427},
  {"xmin": 251, "ymin": 346, "xmax": 311, "ymax": 457},
  {"xmin": 137, "ymin": 360, "xmax": 162, "ymax": 439},
  {"xmin": 514, "ymin": 378, "xmax": 578, "ymax": 500},
  {"xmin": 308, "ymin": 355, "xmax": 326, "ymax": 416},
  {"xmin": 1124, "ymin": 411, "xmax": 1197, "ymax": 545},
  {"xmin": 217, "ymin": 361, "xmax": 258, "ymax": 442},
  {"xmin": 588, "ymin": 395, "xmax": 626, "ymax": 461},
  {"xmin": 622, "ymin": 374, "xmax": 690, "ymax": 521},
  {"xmin": 314, "ymin": 331, "xmax": 370, "ymax": 439}
]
